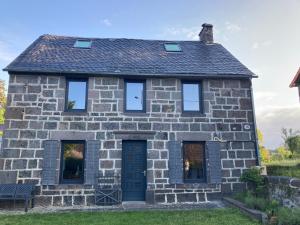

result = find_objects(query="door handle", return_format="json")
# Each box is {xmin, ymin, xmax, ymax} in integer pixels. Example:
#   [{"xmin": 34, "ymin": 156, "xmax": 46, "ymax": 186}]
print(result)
[{"xmin": 141, "ymin": 170, "xmax": 146, "ymax": 176}]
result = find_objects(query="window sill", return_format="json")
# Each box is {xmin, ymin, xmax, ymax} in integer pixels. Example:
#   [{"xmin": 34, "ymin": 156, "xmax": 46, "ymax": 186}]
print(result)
[
  {"xmin": 62, "ymin": 111, "xmax": 88, "ymax": 116},
  {"xmin": 181, "ymin": 112, "xmax": 206, "ymax": 117}
]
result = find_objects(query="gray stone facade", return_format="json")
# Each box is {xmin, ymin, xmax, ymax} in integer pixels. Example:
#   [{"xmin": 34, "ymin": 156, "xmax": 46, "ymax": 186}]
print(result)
[{"xmin": 0, "ymin": 74, "xmax": 257, "ymax": 206}]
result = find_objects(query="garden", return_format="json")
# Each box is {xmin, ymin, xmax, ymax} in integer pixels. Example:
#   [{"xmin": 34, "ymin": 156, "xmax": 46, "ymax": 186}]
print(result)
[{"xmin": 0, "ymin": 209, "xmax": 259, "ymax": 225}]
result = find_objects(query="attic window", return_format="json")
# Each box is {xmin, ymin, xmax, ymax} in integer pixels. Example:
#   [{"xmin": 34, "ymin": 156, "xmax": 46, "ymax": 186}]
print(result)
[
  {"xmin": 74, "ymin": 40, "xmax": 92, "ymax": 48},
  {"xmin": 164, "ymin": 43, "xmax": 181, "ymax": 52}
]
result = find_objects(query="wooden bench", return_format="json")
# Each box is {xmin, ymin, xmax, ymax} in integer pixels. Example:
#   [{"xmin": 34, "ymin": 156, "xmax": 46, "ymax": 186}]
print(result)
[{"xmin": 0, "ymin": 184, "xmax": 35, "ymax": 212}]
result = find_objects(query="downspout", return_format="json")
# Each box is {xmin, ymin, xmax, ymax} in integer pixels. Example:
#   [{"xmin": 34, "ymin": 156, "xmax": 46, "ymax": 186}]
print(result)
[{"xmin": 249, "ymin": 79, "xmax": 261, "ymax": 166}]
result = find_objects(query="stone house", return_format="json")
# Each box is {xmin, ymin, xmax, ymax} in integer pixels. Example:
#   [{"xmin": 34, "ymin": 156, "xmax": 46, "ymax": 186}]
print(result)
[
  {"xmin": 0, "ymin": 24, "xmax": 259, "ymax": 206},
  {"xmin": 290, "ymin": 67, "xmax": 300, "ymax": 102}
]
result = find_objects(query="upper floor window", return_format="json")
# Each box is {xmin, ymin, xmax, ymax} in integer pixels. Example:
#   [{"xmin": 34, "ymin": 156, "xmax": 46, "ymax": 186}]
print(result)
[
  {"xmin": 164, "ymin": 43, "xmax": 182, "ymax": 52},
  {"xmin": 183, "ymin": 142, "xmax": 206, "ymax": 183},
  {"xmin": 125, "ymin": 80, "xmax": 145, "ymax": 112},
  {"xmin": 182, "ymin": 81, "xmax": 202, "ymax": 113},
  {"xmin": 65, "ymin": 79, "xmax": 88, "ymax": 111},
  {"xmin": 60, "ymin": 141, "xmax": 85, "ymax": 184}
]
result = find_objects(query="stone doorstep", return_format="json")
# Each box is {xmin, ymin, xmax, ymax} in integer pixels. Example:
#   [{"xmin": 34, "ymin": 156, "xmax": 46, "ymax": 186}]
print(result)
[{"xmin": 0, "ymin": 201, "xmax": 225, "ymax": 215}]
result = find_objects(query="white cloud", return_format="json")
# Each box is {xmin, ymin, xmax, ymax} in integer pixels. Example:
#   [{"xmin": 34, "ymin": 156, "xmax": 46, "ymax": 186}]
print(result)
[
  {"xmin": 225, "ymin": 22, "xmax": 241, "ymax": 32},
  {"xmin": 162, "ymin": 26, "xmax": 199, "ymax": 40},
  {"xmin": 254, "ymin": 91, "xmax": 277, "ymax": 101},
  {"xmin": 252, "ymin": 40, "xmax": 273, "ymax": 49},
  {"xmin": 101, "ymin": 19, "xmax": 112, "ymax": 27},
  {"xmin": 256, "ymin": 105, "xmax": 300, "ymax": 149}
]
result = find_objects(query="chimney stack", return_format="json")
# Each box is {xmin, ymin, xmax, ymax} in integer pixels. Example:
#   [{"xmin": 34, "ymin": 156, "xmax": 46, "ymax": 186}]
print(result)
[{"xmin": 199, "ymin": 23, "xmax": 213, "ymax": 43}]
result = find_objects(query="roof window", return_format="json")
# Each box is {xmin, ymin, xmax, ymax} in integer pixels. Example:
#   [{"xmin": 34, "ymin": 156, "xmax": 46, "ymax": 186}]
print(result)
[
  {"xmin": 164, "ymin": 43, "xmax": 181, "ymax": 52},
  {"xmin": 74, "ymin": 40, "xmax": 92, "ymax": 48}
]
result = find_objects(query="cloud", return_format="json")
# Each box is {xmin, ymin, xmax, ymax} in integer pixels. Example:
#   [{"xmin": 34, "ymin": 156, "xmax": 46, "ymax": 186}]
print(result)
[
  {"xmin": 162, "ymin": 26, "xmax": 199, "ymax": 40},
  {"xmin": 0, "ymin": 40, "xmax": 15, "ymax": 62},
  {"xmin": 252, "ymin": 40, "xmax": 273, "ymax": 49},
  {"xmin": 101, "ymin": 19, "xmax": 112, "ymax": 27},
  {"xmin": 256, "ymin": 105, "xmax": 300, "ymax": 149},
  {"xmin": 254, "ymin": 91, "xmax": 278, "ymax": 101},
  {"xmin": 225, "ymin": 22, "xmax": 241, "ymax": 32}
]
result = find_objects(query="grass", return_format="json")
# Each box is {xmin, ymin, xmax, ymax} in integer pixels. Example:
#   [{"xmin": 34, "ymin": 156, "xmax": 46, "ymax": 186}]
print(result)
[
  {"xmin": 265, "ymin": 158, "xmax": 300, "ymax": 178},
  {"xmin": 0, "ymin": 208, "xmax": 260, "ymax": 225}
]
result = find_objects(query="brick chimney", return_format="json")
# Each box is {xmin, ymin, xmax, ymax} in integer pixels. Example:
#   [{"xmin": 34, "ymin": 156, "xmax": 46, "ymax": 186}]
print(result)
[{"xmin": 199, "ymin": 23, "xmax": 213, "ymax": 43}]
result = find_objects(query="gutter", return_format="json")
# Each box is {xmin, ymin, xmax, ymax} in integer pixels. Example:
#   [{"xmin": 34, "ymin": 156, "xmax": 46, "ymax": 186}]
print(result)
[
  {"xmin": 3, "ymin": 68, "xmax": 258, "ymax": 79},
  {"xmin": 249, "ymin": 79, "xmax": 261, "ymax": 166}
]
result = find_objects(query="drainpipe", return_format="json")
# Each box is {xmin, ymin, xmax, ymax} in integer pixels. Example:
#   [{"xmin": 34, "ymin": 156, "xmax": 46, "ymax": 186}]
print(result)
[{"xmin": 249, "ymin": 79, "xmax": 261, "ymax": 166}]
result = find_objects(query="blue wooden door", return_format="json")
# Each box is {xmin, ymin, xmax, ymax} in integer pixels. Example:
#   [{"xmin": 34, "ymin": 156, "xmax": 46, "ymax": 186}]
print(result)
[{"xmin": 122, "ymin": 140, "xmax": 147, "ymax": 201}]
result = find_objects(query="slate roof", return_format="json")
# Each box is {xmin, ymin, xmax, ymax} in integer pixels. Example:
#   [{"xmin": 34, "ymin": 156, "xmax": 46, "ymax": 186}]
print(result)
[{"xmin": 4, "ymin": 34, "xmax": 255, "ymax": 77}]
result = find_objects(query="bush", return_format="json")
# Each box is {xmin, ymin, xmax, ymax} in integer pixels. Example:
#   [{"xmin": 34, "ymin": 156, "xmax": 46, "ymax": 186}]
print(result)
[
  {"xmin": 266, "ymin": 163, "xmax": 300, "ymax": 178},
  {"xmin": 244, "ymin": 195, "xmax": 268, "ymax": 211},
  {"xmin": 277, "ymin": 207, "xmax": 300, "ymax": 225},
  {"xmin": 240, "ymin": 167, "xmax": 267, "ymax": 197}
]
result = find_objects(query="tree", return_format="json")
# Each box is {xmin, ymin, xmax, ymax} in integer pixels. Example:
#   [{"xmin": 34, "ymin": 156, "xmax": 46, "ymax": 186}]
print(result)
[
  {"xmin": 281, "ymin": 128, "xmax": 300, "ymax": 155},
  {"xmin": 257, "ymin": 129, "xmax": 271, "ymax": 163},
  {"xmin": 276, "ymin": 146, "xmax": 292, "ymax": 159},
  {"xmin": 0, "ymin": 79, "xmax": 6, "ymax": 136}
]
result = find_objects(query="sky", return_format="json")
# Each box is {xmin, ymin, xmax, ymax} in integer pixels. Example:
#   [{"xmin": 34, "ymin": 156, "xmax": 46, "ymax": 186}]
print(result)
[{"xmin": 0, "ymin": 0, "xmax": 299, "ymax": 149}]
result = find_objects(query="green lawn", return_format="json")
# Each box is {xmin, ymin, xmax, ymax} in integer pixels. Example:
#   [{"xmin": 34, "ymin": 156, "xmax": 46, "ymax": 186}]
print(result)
[{"xmin": 0, "ymin": 208, "xmax": 259, "ymax": 225}]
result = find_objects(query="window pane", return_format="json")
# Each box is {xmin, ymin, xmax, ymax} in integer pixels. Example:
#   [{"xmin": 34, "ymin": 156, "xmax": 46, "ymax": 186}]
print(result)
[
  {"xmin": 74, "ymin": 40, "xmax": 91, "ymax": 48},
  {"xmin": 183, "ymin": 83, "xmax": 200, "ymax": 111},
  {"xmin": 126, "ymin": 82, "xmax": 144, "ymax": 111},
  {"xmin": 183, "ymin": 143, "xmax": 205, "ymax": 181},
  {"xmin": 164, "ymin": 43, "xmax": 181, "ymax": 52},
  {"xmin": 62, "ymin": 142, "xmax": 84, "ymax": 181},
  {"xmin": 67, "ymin": 81, "xmax": 87, "ymax": 110}
]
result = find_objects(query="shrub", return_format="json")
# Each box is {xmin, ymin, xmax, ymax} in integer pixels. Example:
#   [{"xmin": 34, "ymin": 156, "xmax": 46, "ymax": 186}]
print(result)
[
  {"xmin": 244, "ymin": 195, "xmax": 268, "ymax": 211},
  {"xmin": 277, "ymin": 207, "xmax": 300, "ymax": 225},
  {"xmin": 240, "ymin": 167, "xmax": 267, "ymax": 197}
]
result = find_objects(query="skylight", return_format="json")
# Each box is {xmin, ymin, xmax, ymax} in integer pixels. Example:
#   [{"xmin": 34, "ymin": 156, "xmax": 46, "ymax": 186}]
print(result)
[
  {"xmin": 164, "ymin": 43, "xmax": 181, "ymax": 52},
  {"xmin": 74, "ymin": 40, "xmax": 92, "ymax": 48}
]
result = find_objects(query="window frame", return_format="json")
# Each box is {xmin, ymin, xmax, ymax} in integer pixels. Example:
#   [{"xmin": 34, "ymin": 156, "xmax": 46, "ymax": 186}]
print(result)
[
  {"xmin": 182, "ymin": 141, "xmax": 206, "ymax": 183},
  {"xmin": 124, "ymin": 79, "xmax": 146, "ymax": 113},
  {"xmin": 65, "ymin": 78, "xmax": 88, "ymax": 112},
  {"xmin": 181, "ymin": 80, "xmax": 203, "ymax": 114},
  {"xmin": 60, "ymin": 140, "xmax": 85, "ymax": 184}
]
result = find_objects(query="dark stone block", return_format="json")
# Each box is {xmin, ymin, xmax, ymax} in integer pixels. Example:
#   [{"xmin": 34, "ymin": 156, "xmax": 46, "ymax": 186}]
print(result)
[
  {"xmin": 37, "ymin": 131, "xmax": 48, "ymax": 139},
  {"xmin": 21, "ymin": 150, "xmax": 35, "ymax": 158},
  {"xmin": 138, "ymin": 123, "xmax": 151, "ymax": 130},
  {"xmin": 235, "ymin": 160, "xmax": 244, "ymax": 167},
  {"xmin": 44, "ymin": 122, "xmax": 57, "ymax": 130},
  {"xmin": 100, "ymin": 160, "xmax": 113, "ymax": 169},
  {"xmin": 217, "ymin": 123, "xmax": 229, "ymax": 131},
  {"xmin": 35, "ymin": 196, "xmax": 52, "ymax": 207},
  {"xmin": 201, "ymin": 123, "xmax": 215, "ymax": 131},
  {"xmin": 20, "ymin": 130, "xmax": 36, "ymax": 139},
  {"xmin": 73, "ymin": 196, "xmax": 84, "ymax": 205},
  {"xmin": 154, "ymin": 160, "xmax": 166, "ymax": 169},
  {"xmin": 43, "ymin": 103, "xmax": 56, "ymax": 111},
  {"xmin": 177, "ymin": 193, "xmax": 197, "ymax": 203},
  {"xmin": 221, "ymin": 183, "xmax": 232, "ymax": 194},
  {"xmin": 102, "ymin": 122, "xmax": 119, "ymax": 130},
  {"xmin": 12, "ymin": 159, "xmax": 27, "ymax": 169},
  {"xmin": 146, "ymin": 190, "xmax": 155, "ymax": 204},
  {"xmin": 206, "ymin": 192, "xmax": 222, "ymax": 201},
  {"xmin": 166, "ymin": 194, "xmax": 175, "ymax": 203},
  {"xmin": 172, "ymin": 123, "xmax": 189, "ymax": 131},
  {"xmin": 213, "ymin": 110, "xmax": 227, "ymax": 118},
  {"xmin": 0, "ymin": 171, "xmax": 17, "ymax": 184},
  {"xmin": 10, "ymin": 121, "xmax": 28, "ymax": 129},
  {"xmin": 10, "ymin": 140, "xmax": 28, "ymax": 148},
  {"xmin": 121, "ymin": 122, "xmax": 137, "ymax": 130},
  {"xmin": 53, "ymin": 196, "xmax": 63, "ymax": 206},
  {"xmin": 5, "ymin": 107, "xmax": 24, "ymax": 119},
  {"xmin": 232, "ymin": 169, "xmax": 241, "ymax": 177},
  {"xmin": 155, "ymin": 194, "xmax": 165, "ymax": 203},
  {"xmin": 103, "ymin": 141, "xmax": 115, "ymax": 149},
  {"xmin": 63, "ymin": 196, "xmax": 72, "ymax": 206},
  {"xmin": 237, "ymin": 150, "xmax": 252, "ymax": 158},
  {"xmin": 2, "ymin": 149, "xmax": 20, "ymax": 158},
  {"xmin": 162, "ymin": 105, "xmax": 175, "ymax": 113},
  {"xmin": 210, "ymin": 80, "xmax": 223, "ymax": 88},
  {"xmin": 232, "ymin": 182, "xmax": 246, "ymax": 193},
  {"xmin": 43, "ymin": 90, "xmax": 54, "ymax": 97},
  {"xmin": 153, "ymin": 123, "xmax": 170, "ymax": 131},
  {"xmin": 28, "ymin": 85, "xmax": 41, "ymax": 93},
  {"xmin": 28, "ymin": 159, "xmax": 38, "ymax": 169},
  {"xmin": 239, "ymin": 98, "xmax": 252, "ymax": 110},
  {"xmin": 222, "ymin": 160, "xmax": 234, "ymax": 168},
  {"xmin": 70, "ymin": 122, "xmax": 86, "ymax": 130},
  {"xmin": 152, "ymin": 104, "xmax": 160, "ymax": 112}
]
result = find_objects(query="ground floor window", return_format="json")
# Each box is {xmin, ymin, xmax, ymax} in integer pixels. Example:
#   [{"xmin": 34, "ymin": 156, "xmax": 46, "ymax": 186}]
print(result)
[
  {"xmin": 183, "ymin": 142, "xmax": 206, "ymax": 182},
  {"xmin": 60, "ymin": 141, "xmax": 85, "ymax": 184}
]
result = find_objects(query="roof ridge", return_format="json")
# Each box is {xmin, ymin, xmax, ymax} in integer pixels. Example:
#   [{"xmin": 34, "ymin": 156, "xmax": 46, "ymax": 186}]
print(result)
[{"xmin": 38, "ymin": 33, "xmax": 216, "ymax": 43}]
